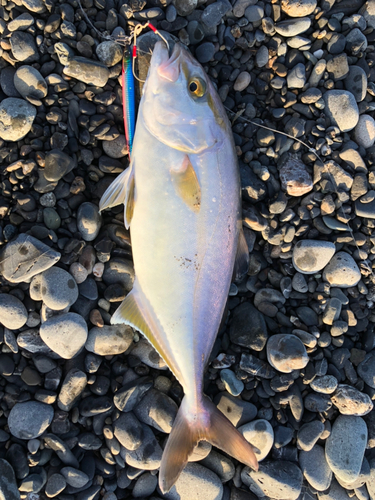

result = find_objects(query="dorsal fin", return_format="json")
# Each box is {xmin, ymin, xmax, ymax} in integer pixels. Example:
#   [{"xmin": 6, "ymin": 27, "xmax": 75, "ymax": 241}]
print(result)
[
  {"xmin": 99, "ymin": 163, "xmax": 135, "ymax": 229},
  {"xmin": 170, "ymin": 156, "xmax": 201, "ymax": 213},
  {"xmin": 233, "ymin": 227, "xmax": 249, "ymax": 282}
]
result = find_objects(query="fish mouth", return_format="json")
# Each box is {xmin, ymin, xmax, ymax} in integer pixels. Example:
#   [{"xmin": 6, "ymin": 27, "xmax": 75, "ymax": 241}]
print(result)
[{"xmin": 153, "ymin": 41, "xmax": 182, "ymax": 83}]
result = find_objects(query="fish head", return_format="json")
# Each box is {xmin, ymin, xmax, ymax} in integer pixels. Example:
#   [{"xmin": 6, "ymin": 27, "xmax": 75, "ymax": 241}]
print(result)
[{"xmin": 140, "ymin": 41, "xmax": 229, "ymax": 154}]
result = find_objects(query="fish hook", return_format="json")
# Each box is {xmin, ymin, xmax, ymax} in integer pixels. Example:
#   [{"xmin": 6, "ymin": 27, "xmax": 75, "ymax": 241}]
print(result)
[{"xmin": 132, "ymin": 21, "xmax": 170, "ymax": 83}]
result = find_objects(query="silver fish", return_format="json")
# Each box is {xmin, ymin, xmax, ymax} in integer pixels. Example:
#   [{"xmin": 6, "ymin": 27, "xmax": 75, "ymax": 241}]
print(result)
[{"xmin": 100, "ymin": 41, "xmax": 258, "ymax": 493}]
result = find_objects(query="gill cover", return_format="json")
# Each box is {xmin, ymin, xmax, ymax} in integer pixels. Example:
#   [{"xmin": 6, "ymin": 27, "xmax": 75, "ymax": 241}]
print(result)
[{"xmin": 140, "ymin": 41, "xmax": 227, "ymax": 154}]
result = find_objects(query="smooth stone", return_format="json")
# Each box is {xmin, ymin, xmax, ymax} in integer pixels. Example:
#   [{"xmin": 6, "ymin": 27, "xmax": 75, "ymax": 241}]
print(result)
[
  {"xmin": 40, "ymin": 267, "xmax": 78, "ymax": 310},
  {"xmin": 96, "ymin": 41, "xmax": 123, "ymax": 67},
  {"xmin": 133, "ymin": 388, "xmax": 178, "ymax": 434},
  {"xmin": 130, "ymin": 338, "xmax": 167, "ymax": 370},
  {"xmin": 63, "ymin": 57, "xmax": 109, "ymax": 87},
  {"xmin": 114, "ymin": 412, "xmax": 143, "ymax": 450},
  {"xmin": 1, "ymin": 67, "xmax": 20, "ymax": 97},
  {"xmin": 13, "ymin": 66, "xmax": 47, "ymax": 100},
  {"xmin": 58, "ymin": 368, "xmax": 87, "ymax": 412},
  {"xmin": 132, "ymin": 472, "xmax": 157, "ymax": 498},
  {"xmin": 310, "ymin": 375, "xmax": 338, "ymax": 394},
  {"xmin": 297, "ymin": 420, "xmax": 325, "ymax": 451},
  {"xmin": 200, "ymin": 449, "xmax": 235, "ymax": 483},
  {"xmin": 281, "ymin": 0, "xmax": 317, "ymax": 16},
  {"xmin": 122, "ymin": 423, "xmax": 163, "ymax": 469},
  {"xmin": 238, "ymin": 419, "xmax": 274, "ymax": 461},
  {"xmin": 0, "ymin": 459, "xmax": 20, "ymax": 500},
  {"xmin": 325, "ymin": 415, "xmax": 367, "ymax": 483},
  {"xmin": 44, "ymin": 149, "xmax": 74, "ymax": 182},
  {"xmin": 0, "ymin": 234, "xmax": 60, "ymax": 283},
  {"xmin": 287, "ymin": 63, "xmax": 306, "ymax": 89},
  {"xmin": 317, "ymin": 478, "xmax": 354, "ymax": 500},
  {"xmin": 354, "ymin": 114, "xmax": 375, "ymax": 148},
  {"xmin": 77, "ymin": 203, "xmax": 101, "ymax": 241},
  {"xmin": 322, "ymin": 251, "xmax": 361, "ymax": 288},
  {"xmin": 230, "ymin": 302, "xmax": 268, "ymax": 351},
  {"xmin": 275, "ymin": 17, "xmax": 311, "ymax": 36},
  {"xmin": 322, "ymin": 216, "xmax": 348, "ymax": 231},
  {"xmin": 323, "ymin": 90, "xmax": 359, "ymax": 132},
  {"xmin": 0, "ymin": 293, "xmax": 27, "ymax": 329},
  {"xmin": 293, "ymin": 240, "xmax": 335, "ymax": 274},
  {"xmin": 366, "ymin": 458, "xmax": 375, "ymax": 499},
  {"xmin": 331, "ymin": 384, "xmax": 373, "ymax": 416},
  {"xmin": 220, "ymin": 369, "xmax": 244, "ymax": 396},
  {"xmin": 113, "ymin": 376, "xmax": 153, "ymax": 412},
  {"xmin": 345, "ymin": 66, "xmax": 367, "ymax": 102},
  {"xmin": 355, "ymin": 199, "xmax": 375, "ymax": 218},
  {"xmin": 103, "ymin": 135, "xmax": 127, "ymax": 158},
  {"xmin": 195, "ymin": 42, "xmax": 216, "ymax": 63},
  {"xmin": 0, "ymin": 98, "xmax": 36, "ymax": 141},
  {"xmin": 215, "ymin": 392, "xmax": 257, "ymax": 427},
  {"xmin": 358, "ymin": 352, "xmax": 375, "ymax": 388},
  {"xmin": 299, "ymin": 445, "xmax": 332, "ymax": 491},
  {"xmin": 162, "ymin": 463, "xmax": 223, "ymax": 500},
  {"xmin": 60, "ymin": 467, "xmax": 89, "ymax": 488},
  {"xmin": 10, "ymin": 31, "xmax": 39, "ymax": 62},
  {"xmin": 233, "ymin": 71, "xmax": 251, "ymax": 92},
  {"xmin": 267, "ymin": 334, "xmax": 309, "ymax": 373},
  {"xmin": 45, "ymin": 473, "xmax": 66, "ymax": 497},
  {"xmin": 40, "ymin": 312, "xmax": 88, "ymax": 359},
  {"xmin": 8, "ymin": 401, "xmax": 53, "ymax": 439},
  {"xmin": 244, "ymin": 460, "xmax": 303, "ymax": 499},
  {"xmin": 279, "ymin": 155, "xmax": 313, "ymax": 196},
  {"xmin": 85, "ymin": 325, "xmax": 133, "ymax": 356},
  {"xmin": 8, "ymin": 12, "xmax": 34, "ymax": 31}
]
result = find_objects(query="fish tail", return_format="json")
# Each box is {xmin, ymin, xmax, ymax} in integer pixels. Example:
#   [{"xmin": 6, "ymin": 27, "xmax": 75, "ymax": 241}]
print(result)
[{"xmin": 159, "ymin": 395, "xmax": 258, "ymax": 494}]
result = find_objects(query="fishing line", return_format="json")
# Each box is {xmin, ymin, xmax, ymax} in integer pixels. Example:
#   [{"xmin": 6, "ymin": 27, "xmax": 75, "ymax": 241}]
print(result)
[{"xmin": 225, "ymin": 107, "xmax": 374, "ymax": 280}]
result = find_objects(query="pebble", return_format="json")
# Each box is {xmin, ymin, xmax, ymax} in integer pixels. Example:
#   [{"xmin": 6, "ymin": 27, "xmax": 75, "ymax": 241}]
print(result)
[
  {"xmin": 40, "ymin": 312, "xmax": 88, "ymax": 359},
  {"xmin": 130, "ymin": 338, "xmax": 167, "ymax": 369},
  {"xmin": 233, "ymin": 72, "xmax": 251, "ymax": 92},
  {"xmin": 96, "ymin": 41, "xmax": 123, "ymax": 67},
  {"xmin": 195, "ymin": 42, "xmax": 216, "ymax": 63},
  {"xmin": 299, "ymin": 445, "xmax": 332, "ymax": 491},
  {"xmin": 215, "ymin": 392, "xmax": 257, "ymax": 427},
  {"xmin": 345, "ymin": 65, "xmax": 367, "ymax": 102},
  {"xmin": 323, "ymin": 90, "xmax": 359, "ymax": 132},
  {"xmin": 287, "ymin": 63, "xmax": 306, "ymax": 89},
  {"xmin": 292, "ymin": 240, "xmax": 336, "ymax": 274},
  {"xmin": 238, "ymin": 419, "xmax": 274, "ymax": 461},
  {"xmin": 63, "ymin": 57, "xmax": 109, "ymax": 86},
  {"xmin": 354, "ymin": 114, "xmax": 375, "ymax": 148},
  {"xmin": 322, "ymin": 252, "xmax": 361, "ymax": 288},
  {"xmin": 60, "ymin": 467, "xmax": 89, "ymax": 488},
  {"xmin": 162, "ymin": 463, "xmax": 223, "ymax": 500},
  {"xmin": 244, "ymin": 460, "xmax": 303, "ymax": 499},
  {"xmin": 77, "ymin": 203, "xmax": 102, "ymax": 241},
  {"xmin": 331, "ymin": 384, "xmax": 373, "ymax": 416},
  {"xmin": 58, "ymin": 368, "xmax": 87, "ymax": 411},
  {"xmin": 279, "ymin": 155, "xmax": 313, "ymax": 196},
  {"xmin": 267, "ymin": 334, "xmax": 309, "ymax": 373},
  {"xmin": 0, "ymin": 459, "xmax": 20, "ymax": 500},
  {"xmin": 0, "ymin": 98, "xmax": 36, "ymax": 141},
  {"xmin": 8, "ymin": 401, "xmax": 53, "ymax": 439},
  {"xmin": 121, "ymin": 423, "xmax": 163, "ymax": 469},
  {"xmin": 0, "ymin": 293, "xmax": 27, "ymax": 329},
  {"xmin": 45, "ymin": 473, "xmax": 66, "ymax": 497},
  {"xmin": 275, "ymin": 17, "xmax": 311, "ymax": 36},
  {"xmin": 297, "ymin": 420, "xmax": 325, "ymax": 451},
  {"xmin": 132, "ymin": 472, "xmax": 157, "ymax": 498},
  {"xmin": 10, "ymin": 31, "xmax": 39, "ymax": 62},
  {"xmin": 230, "ymin": 302, "xmax": 268, "ymax": 351},
  {"xmin": 14, "ymin": 66, "xmax": 47, "ymax": 101},
  {"xmin": 44, "ymin": 149, "xmax": 74, "ymax": 182},
  {"xmin": 325, "ymin": 415, "xmax": 367, "ymax": 483},
  {"xmin": 310, "ymin": 375, "xmax": 338, "ymax": 394},
  {"xmin": 220, "ymin": 369, "xmax": 244, "ymax": 396},
  {"xmin": 134, "ymin": 388, "xmax": 178, "ymax": 433},
  {"xmin": 281, "ymin": 0, "xmax": 317, "ymax": 16},
  {"xmin": 40, "ymin": 267, "xmax": 78, "ymax": 310},
  {"xmin": 114, "ymin": 411, "xmax": 144, "ymax": 450},
  {"xmin": 85, "ymin": 325, "xmax": 133, "ymax": 355}
]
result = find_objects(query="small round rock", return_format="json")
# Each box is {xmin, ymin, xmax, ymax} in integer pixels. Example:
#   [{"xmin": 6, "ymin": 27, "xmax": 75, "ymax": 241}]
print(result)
[
  {"xmin": 162, "ymin": 463, "xmax": 223, "ymax": 500},
  {"xmin": 14, "ymin": 66, "xmax": 47, "ymax": 100},
  {"xmin": 8, "ymin": 401, "xmax": 53, "ymax": 439},
  {"xmin": 281, "ymin": 0, "xmax": 317, "ymax": 16},
  {"xmin": 267, "ymin": 334, "xmax": 309, "ymax": 373},
  {"xmin": 322, "ymin": 252, "xmax": 361, "ymax": 288},
  {"xmin": 0, "ymin": 98, "xmax": 36, "ymax": 141},
  {"xmin": 323, "ymin": 90, "xmax": 359, "ymax": 132},
  {"xmin": 293, "ymin": 240, "xmax": 336, "ymax": 274},
  {"xmin": 238, "ymin": 419, "xmax": 274, "ymax": 461},
  {"xmin": 0, "ymin": 293, "xmax": 28, "ymax": 329},
  {"xmin": 354, "ymin": 114, "xmax": 375, "ymax": 148},
  {"xmin": 40, "ymin": 312, "xmax": 88, "ymax": 359},
  {"xmin": 40, "ymin": 267, "xmax": 78, "ymax": 310},
  {"xmin": 77, "ymin": 202, "xmax": 101, "ymax": 241},
  {"xmin": 234, "ymin": 72, "xmax": 251, "ymax": 92}
]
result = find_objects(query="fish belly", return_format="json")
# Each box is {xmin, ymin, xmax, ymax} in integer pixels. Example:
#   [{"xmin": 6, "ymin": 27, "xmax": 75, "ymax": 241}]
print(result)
[{"xmin": 130, "ymin": 124, "xmax": 240, "ymax": 397}]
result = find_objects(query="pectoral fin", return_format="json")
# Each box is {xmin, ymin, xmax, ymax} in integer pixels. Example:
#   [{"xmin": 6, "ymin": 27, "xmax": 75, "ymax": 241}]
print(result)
[
  {"xmin": 99, "ymin": 163, "xmax": 135, "ymax": 229},
  {"xmin": 233, "ymin": 227, "xmax": 249, "ymax": 282},
  {"xmin": 170, "ymin": 156, "xmax": 201, "ymax": 213}
]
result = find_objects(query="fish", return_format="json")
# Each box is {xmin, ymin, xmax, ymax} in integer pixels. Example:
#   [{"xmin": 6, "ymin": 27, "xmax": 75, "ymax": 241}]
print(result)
[{"xmin": 99, "ymin": 40, "xmax": 258, "ymax": 493}]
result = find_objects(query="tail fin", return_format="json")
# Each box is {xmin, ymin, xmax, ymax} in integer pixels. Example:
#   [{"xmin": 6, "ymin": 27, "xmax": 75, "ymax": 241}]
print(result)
[{"xmin": 159, "ymin": 395, "xmax": 258, "ymax": 494}]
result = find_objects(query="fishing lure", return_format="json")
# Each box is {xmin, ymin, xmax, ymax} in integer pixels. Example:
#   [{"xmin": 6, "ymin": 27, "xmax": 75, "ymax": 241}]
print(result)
[{"xmin": 122, "ymin": 46, "xmax": 136, "ymax": 158}]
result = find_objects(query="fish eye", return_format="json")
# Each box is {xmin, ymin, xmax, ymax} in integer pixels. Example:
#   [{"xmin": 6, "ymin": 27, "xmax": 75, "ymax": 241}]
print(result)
[{"xmin": 188, "ymin": 77, "xmax": 206, "ymax": 98}]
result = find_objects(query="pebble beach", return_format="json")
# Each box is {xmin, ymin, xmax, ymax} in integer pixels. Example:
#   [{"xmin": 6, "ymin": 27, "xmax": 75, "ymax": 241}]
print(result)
[{"xmin": 1, "ymin": 0, "xmax": 375, "ymax": 499}]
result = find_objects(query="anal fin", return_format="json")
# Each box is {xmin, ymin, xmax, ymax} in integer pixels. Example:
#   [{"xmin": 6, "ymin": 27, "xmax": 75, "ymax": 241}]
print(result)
[{"xmin": 233, "ymin": 227, "xmax": 249, "ymax": 282}]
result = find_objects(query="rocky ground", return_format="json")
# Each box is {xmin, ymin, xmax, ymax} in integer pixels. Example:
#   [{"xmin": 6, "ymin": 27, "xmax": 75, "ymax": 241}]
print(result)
[{"xmin": 1, "ymin": 0, "xmax": 375, "ymax": 499}]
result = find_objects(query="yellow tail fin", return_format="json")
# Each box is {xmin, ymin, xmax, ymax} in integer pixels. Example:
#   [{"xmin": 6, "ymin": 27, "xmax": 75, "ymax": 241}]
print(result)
[{"xmin": 159, "ymin": 395, "xmax": 259, "ymax": 493}]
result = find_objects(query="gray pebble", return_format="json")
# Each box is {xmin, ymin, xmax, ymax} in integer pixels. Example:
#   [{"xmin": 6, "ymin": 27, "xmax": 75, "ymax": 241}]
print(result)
[
  {"xmin": 58, "ymin": 368, "xmax": 87, "ymax": 412},
  {"xmin": 323, "ymin": 90, "xmax": 359, "ymax": 132},
  {"xmin": 40, "ymin": 312, "xmax": 88, "ymax": 359},
  {"xmin": 162, "ymin": 463, "xmax": 223, "ymax": 500},
  {"xmin": 267, "ymin": 334, "xmax": 309, "ymax": 373},
  {"xmin": 0, "ymin": 98, "xmax": 36, "ymax": 141},
  {"xmin": 40, "ymin": 267, "xmax": 78, "ymax": 310},
  {"xmin": 63, "ymin": 57, "xmax": 109, "ymax": 87},
  {"xmin": 133, "ymin": 388, "xmax": 178, "ymax": 433},
  {"xmin": 244, "ymin": 460, "xmax": 303, "ymax": 499},
  {"xmin": 77, "ymin": 202, "xmax": 102, "ymax": 241},
  {"xmin": 85, "ymin": 325, "xmax": 133, "ymax": 355},
  {"xmin": 331, "ymin": 384, "xmax": 373, "ymax": 416},
  {"xmin": 14, "ymin": 66, "xmax": 47, "ymax": 101},
  {"xmin": 0, "ymin": 459, "xmax": 20, "ymax": 500},
  {"xmin": 297, "ymin": 420, "xmax": 324, "ymax": 451},
  {"xmin": 121, "ymin": 423, "xmax": 162, "ymax": 469},
  {"xmin": 0, "ymin": 293, "xmax": 27, "ymax": 330},
  {"xmin": 10, "ymin": 31, "xmax": 39, "ymax": 62},
  {"xmin": 323, "ymin": 251, "xmax": 361, "ymax": 288},
  {"xmin": 299, "ymin": 445, "xmax": 332, "ymax": 491},
  {"xmin": 8, "ymin": 401, "xmax": 53, "ymax": 439}
]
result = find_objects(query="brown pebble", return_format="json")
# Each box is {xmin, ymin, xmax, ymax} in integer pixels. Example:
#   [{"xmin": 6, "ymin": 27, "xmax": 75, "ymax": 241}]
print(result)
[{"xmin": 90, "ymin": 309, "xmax": 104, "ymax": 327}]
